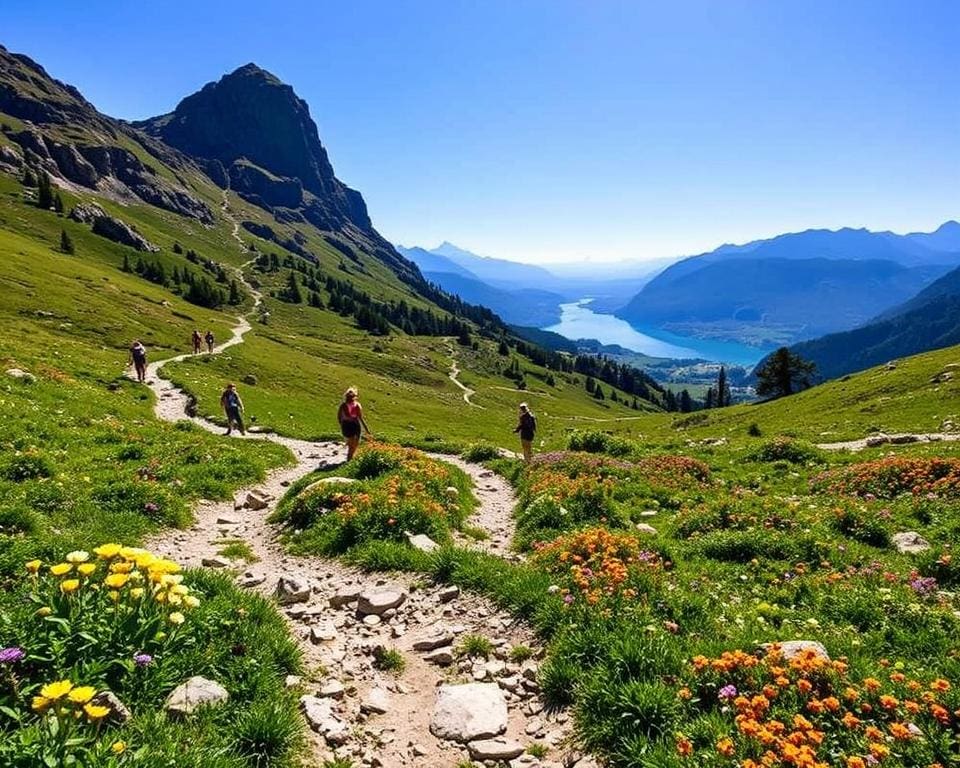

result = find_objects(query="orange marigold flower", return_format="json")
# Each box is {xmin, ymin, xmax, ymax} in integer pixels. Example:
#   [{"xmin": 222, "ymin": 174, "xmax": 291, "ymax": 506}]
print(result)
[
  {"xmin": 843, "ymin": 687, "xmax": 860, "ymax": 702},
  {"xmin": 846, "ymin": 758, "xmax": 866, "ymax": 768},
  {"xmin": 822, "ymin": 696, "xmax": 841, "ymax": 712},
  {"xmin": 676, "ymin": 735, "xmax": 693, "ymax": 757},
  {"xmin": 869, "ymin": 742, "xmax": 890, "ymax": 759},
  {"xmin": 716, "ymin": 738, "xmax": 735, "ymax": 757},
  {"xmin": 841, "ymin": 711, "xmax": 861, "ymax": 729},
  {"xmin": 678, "ymin": 687, "xmax": 692, "ymax": 700},
  {"xmin": 889, "ymin": 722, "xmax": 913, "ymax": 741},
  {"xmin": 879, "ymin": 694, "xmax": 899, "ymax": 710},
  {"xmin": 931, "ymin": 678, "xmax": 951, "ymax": 692},
  {"xmin": 864, "ymin": 725, "xmax": 884, "ymax": 741},
  {"xmin": 863, "ymin": 677, "xmax": 881, "ymax": 692},
  {"xmin": 797, "ymin": 678, "xmax": 813, "ymax": 694}
]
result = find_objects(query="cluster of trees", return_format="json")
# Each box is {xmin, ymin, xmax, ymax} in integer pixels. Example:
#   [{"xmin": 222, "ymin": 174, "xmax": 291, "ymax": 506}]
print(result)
[
  {"xmin": 755, "ymin": 348, "xmax": 816, "ymax": 399},
  {"xmin": 704, "ymin": 365, "xmax": 733, "ymax": 409},
  {"xmin": 662, "ymin": 388, "xmax": 696, "ymax": 413},
  {"xmin": 123, "ymin": 255, "xmax": 241, "ymax": 309}
]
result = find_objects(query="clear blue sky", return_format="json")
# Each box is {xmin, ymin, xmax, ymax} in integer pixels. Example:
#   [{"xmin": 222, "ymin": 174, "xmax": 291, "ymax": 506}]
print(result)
[{"xmin": 4, "ymin": 1, "xmax": 958, "ymax": 263}]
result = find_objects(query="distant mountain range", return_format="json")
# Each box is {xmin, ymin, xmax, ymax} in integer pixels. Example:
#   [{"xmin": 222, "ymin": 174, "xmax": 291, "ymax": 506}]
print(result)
[
  {"xmin": 617, "ymin": 225, "xmax": 960, "ymax": 347},
  {"xmin": 787, "ymin": 260, "xmax": 960, "ymax": 380}
]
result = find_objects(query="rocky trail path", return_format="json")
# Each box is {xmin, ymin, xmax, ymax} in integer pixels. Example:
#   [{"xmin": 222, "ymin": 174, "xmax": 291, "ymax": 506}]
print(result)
[
  {"xmin": 816, "ymin": 432, "xmax": 960, "ymax": 452},
  {"xmin": 134, "ymin": 260, "xmax": 579, "ymax": 766},
  {"xmin": 447, "ymin": 346, "xmax": 479, "ymax": 407}
]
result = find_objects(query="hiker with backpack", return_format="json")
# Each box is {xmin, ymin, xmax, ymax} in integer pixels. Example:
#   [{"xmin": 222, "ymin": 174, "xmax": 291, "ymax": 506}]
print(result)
[
  {"xmin": 192, "ymin": 329, "xmax": 202, "ymax": 355},
  {"xmin": 220, "ymin": 383, "xmax": 246, "ymax": 436},
  {"xmin": 204, "ymin": 329, "xmax": 215, "ymax": 353},
  {"xmin": 129, "ymin": 340, "xmax": 147, "ymax": 383},
  {"xmin": 337, "ymin": 386, "xmax": 371, "ymax": 461},
  {"xmin": 514, "ymin": 402, "xmax": 537, "ymax": 462}
]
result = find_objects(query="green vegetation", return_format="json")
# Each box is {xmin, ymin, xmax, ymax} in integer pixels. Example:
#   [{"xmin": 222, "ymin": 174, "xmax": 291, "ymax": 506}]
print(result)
[
  {"xmin": 372, "ymin": 647, "xmax": 406, "ymax": 674},
  {"xmin": 218, "ymin": 539, "xmax": 259, "ymax": 563},
  {"xmin": 455, "ymin": 634, "xmax": 494, "ymax": 660}
]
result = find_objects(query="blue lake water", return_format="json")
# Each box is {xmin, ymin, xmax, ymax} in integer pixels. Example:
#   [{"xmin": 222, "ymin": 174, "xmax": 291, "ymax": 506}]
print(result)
[{"xmin": 544, "ymin": 300, "xmax": 770, "ymax": 366}]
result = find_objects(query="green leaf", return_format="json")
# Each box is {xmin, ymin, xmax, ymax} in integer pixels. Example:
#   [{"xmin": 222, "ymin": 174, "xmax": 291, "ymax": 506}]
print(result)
[{"xmin": 0, "ymin": 705, "xmax": 21, "ymax": 722}]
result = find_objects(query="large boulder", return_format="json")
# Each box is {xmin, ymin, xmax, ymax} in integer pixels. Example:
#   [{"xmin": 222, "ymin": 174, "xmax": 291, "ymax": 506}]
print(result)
[
  {"xmin": 768, "ymin": 640, "xmax": 829, "ymax": 661},
  {"xmin": 892, "ymin": 531, "xmax": 931, "ymax": 554},
  {"xmin": 356, "ymin": 589, "xmax": 406, "ymax": 616},
  {"xmin": 429, "ymin": 683, "xmax": 508, "ymax": 742},
  {"xmin": 165, "ymin": 676, "xmax": 229, "ymax": 716},
  {"xmin": 91, "ymin": 215, "xmax": 159, "ymax": 252},
  {"xmin": 68, "ymin": 203, "xmax": 106, "ymax": 224}
]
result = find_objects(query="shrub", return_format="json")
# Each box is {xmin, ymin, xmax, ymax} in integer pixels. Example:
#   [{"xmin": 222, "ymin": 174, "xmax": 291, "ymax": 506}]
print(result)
[
  {"xmin": 830, "ymin": 503, "xmax": 890, "ymax": 547},
  {"xmin": 372, "ymin": 647, "xmax": 406, "ymax": 673},
  {"xmin": 747, "ymin": 436, "xmax": 823, "ymax": 464},
  {"xmin": 815, "ymin": 457, "xmax": 960, "ymax": 499},
  {"xmin": 461, "ymin": 443, "xmax": 500, "ymax": 462},
  {"xmin": 567, "ymin": 430, "xmax": 634, "ymax": 457},
  {"xmin": 456, "ymin": 634, "xmax": 494, "ymax": 659},
  {"xmin": 696, "ymin": 529, "xmax": 797, "ymax": 563},
  {"xmin": 234, "ymin": 698, "xmax": 303, "ymax": 767}
]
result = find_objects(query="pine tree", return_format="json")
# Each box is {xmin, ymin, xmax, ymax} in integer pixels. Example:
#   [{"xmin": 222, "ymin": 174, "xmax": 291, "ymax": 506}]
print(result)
[
  {"xmin": 679, "ymin": 390, "xmax": 693, "ymax": 413},
  {"xmin": 755, "ymin": 347, "xmax": 816, "ymax": 399},
  {"xmin": 593, "ymin": 384, "xmax": 605, "ymax": 401},
  {"xmin": 309, "ymin": 291, "xmax": 323, "ymax": 308},
  {"xmin": 284, "ymin": 271, "xmax": 303, "ymax": 303},
  {"xmin": 498, "ymin": 339, "xmax": 510, "ymax": 356},
  {"xmin": 37, "ymin": 172, "xmax": 53, "ymax": 210},
  {"xmin": 705, "ymin": 387, "xmax": 716, "ymax": 409},
  {"xmin": 173, "ymin": 242, "xmax": 183, "ymax": 254},
  {"xmin": 457, "ymin": 327, "xmax": 472, "ymax": 346},
  {"xmin": 585, "ymin": 376, "xmax": 596, "ymax": 394},
  {"xmin": 59, "ymin": 228, "xmax": 74, "ymax": 254},
  {"xmin": 229, "ymin": 280, "xmax": 242, "ymax": 305},
  {"xmin": 716, "ymin": 365, "xmax": 731, "ymax": 407},
  {"xmin": 22, "ymin": 167, "xmax": 37, "ymax": 187},
  {"xmin": 53, "ymin": 192, "xmax": 64, "ymax": 214},
  {"xmin": 122, "ymin": 254, "xmax": 132, "ymax": 273}
]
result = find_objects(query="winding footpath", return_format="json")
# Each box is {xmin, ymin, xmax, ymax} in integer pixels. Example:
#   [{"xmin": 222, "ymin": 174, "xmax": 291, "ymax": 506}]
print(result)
[
  {"xmin": 816, "ymin": 432, "xmax": 960, "ymax": 452},
  {"xmin": 136, "ymin": 253, "xmax": 575, "ymax": 766},
  {"xmin": 447, "ymin": 345, "xmax": 480, "ymax": 407}
]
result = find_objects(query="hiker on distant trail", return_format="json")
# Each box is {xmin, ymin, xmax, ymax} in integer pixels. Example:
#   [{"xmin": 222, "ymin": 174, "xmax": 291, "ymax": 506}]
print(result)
[
  {"xmin": 338, "ymin": 386, "xmax": 371, "ymax": 461},
  {"xmin": 129, "ymin": 340, "xmax": 147, "ymax": 384},
  {"xmin": 192, "ymin": 329, "xmax": 202, "ymax": 355},
  {"xmin": 514, "ymin": 402, "xmax": 537, "ymax": 462},
  {"xmin": 220, "ymin": 383, "xmax": 246, "ymax": 436},
  {"xmin": 204, "ymin": 330, "xmax": 215, "ymax": 353}
]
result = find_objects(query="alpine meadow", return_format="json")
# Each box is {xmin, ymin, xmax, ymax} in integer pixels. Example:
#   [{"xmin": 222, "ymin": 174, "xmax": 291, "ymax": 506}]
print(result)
[{"xmin": 1, "ymin": 4, "xmax": 960, "ymax": 768}]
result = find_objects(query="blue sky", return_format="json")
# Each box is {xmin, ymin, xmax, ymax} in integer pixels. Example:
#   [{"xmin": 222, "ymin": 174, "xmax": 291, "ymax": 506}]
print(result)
[{"xmin": 4, "ymin": 1, "xmax": 958, "ymax": 263}]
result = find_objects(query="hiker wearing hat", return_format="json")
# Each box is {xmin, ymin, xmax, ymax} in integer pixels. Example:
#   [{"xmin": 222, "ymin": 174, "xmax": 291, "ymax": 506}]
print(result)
[
  {"xmin": 220, "ymin": 382, "xmax": 246, "ymax": 436},
  {"xmin": 514, "ymin": 402, "xmax": 537, "ymax": 462}
]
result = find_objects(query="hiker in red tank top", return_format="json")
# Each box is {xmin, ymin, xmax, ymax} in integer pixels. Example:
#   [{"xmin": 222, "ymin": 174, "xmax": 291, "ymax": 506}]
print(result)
[{"xmin": 337, "ymin": 387, "xmax": 372, "ymax": 461}]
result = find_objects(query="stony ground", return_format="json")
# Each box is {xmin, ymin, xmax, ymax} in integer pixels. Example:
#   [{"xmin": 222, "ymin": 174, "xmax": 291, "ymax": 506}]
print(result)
[{"xmin": 139, "ymin": 301, "xmax": 588, "ymax": 767}]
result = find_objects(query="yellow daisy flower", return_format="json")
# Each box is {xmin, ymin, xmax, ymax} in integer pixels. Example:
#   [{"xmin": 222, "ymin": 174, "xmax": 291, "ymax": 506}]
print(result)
[
  {"xmin": 168, "ymin": 612, "xmax": 185, "ymax": 625},
  {"xmin": 83, "ymin": 703, "xmax": 111, "ymax": 721},
  {"xmin": 35, "ymin": 607, "xmax": 52, "ymax": 617},
  {"xmin": 104, "ymin": 573, "xmax": 130, "ymax": 589},
  {"xmin": 50, "ymin": 563, "xmax": 72, "ymax": 576},
  {"xmin": 67, "ymin": 686, "xmax": 97, "ymax": 704},
  {"xmin": 65, "ymin": 551, "xmax": 90, "ymax": 564},
  {"xmin": 60, "ymin": 579, "xmax": 80, "ymax": 594},
  {"xmin": 130, "ymin": 587, "xmax": 144, "ymax": 599},
  {"xmin": 40, "ymin": 680, "xmax": 73, "ymax": 700},
  {"xmin": 32, "ymin": 695, "xmax": 51, "ymax": 712},
  {"xmin": 183, "ymin": 595, "xmax": 201, "ymax": 608},
  {"xmin": 111, "ymin": 741, "xmax": 126, "ymax": 755},
  {"xmin": 94, "ymin": 543, "xmax": 122, "ymax": 559},
  {"xmin": 25, "ymin": 559, "xmax": 42, "ymax": 573},
  {"xmin": 110, "ymin": 561, "xmax": 134, "ymax": 574},
  {"xmin": 77, "ymin": 563, "xmax": 97, "ymax": 576}
]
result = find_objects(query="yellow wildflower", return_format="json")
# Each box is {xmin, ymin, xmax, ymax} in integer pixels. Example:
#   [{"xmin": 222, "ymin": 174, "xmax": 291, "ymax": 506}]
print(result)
[
  {"xmin": 170, "ymin": 584, "xmax": 189, "ymax": 595},
  {"xmin": 83, "ymin": 703, "xmax": 111, "ymax": 721},
  {"xmin": 32, "ymin": 695, "xmax": 51, "ymax": 712},
  {"xmin": 40, "ymin": 680, "xmax": 74, "ymax": 700},
  {"xmin": 50, "ymin": 563, "xmax": 72, "ymax": 576},
  {"xmin": 130, "ymin": 587, "xmax": 144, "ymax": 599},
  {"xmin": 109, "ymin": 590, "xmax": 120, "ymax": 603},
  {"xmin": 35, "ymin": 607, "xmax": 52, "ymax": 617},
  {"xmin": 111, "ymin": 741, "xmax": 126, "ymax": 755},
  {"xmin": 119, "ymin": 546, "xmax": 148, "ymax": 561},
  {"xmin": 25, "ymin": 559, "xmax": 42, "ymax": 573},
  {"xmin": 66, "ymin": 550, "xmax": 90, "ymax": 563},
  {"xmin": 167, "ymin": 593, "xmax": 183, "ymax": 606},
  {"xmin": 110, "ymin": 561, "xmax": 134, "ymax": 574},
  {"xmin": 94, "ymin": 543, "xmax": 122, "ymax": 559},
  {"xmin": 67, "ymin": 686, "xmax": 97, "ymax": 704},
  {"xmin": 161, "ymin": 574, "xmax": 184, "ymax": 587},
  {"xmin": 150, "ymin": 559, "xmax": 180, "ymax": 575},
  {"xmin": 168, "ymin": 612, "xmax": 185, "ymax": 625},
  {"xmin": 77, "ymin": 563, "xmax": 97, "ymax": 576},
  {"xmin": 184, "ymin": 595, "xmax": 201, "ymax": 608},
  {"xmin": 104, "ymin": 573, "xmax": 130, "ymax": 589},
  {"xmin": 60, "ymin": 579, "xmax": 80, "ymax": 594},
  {"xmin": 133, "ymin": 552, "xmax": 156, "ymax": 569}
]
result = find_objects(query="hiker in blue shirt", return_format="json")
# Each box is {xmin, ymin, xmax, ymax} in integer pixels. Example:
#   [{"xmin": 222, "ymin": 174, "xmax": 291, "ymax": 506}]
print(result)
[{"xmin": 220, "ymin": 382, "xmax": 246, "ymax": 436}]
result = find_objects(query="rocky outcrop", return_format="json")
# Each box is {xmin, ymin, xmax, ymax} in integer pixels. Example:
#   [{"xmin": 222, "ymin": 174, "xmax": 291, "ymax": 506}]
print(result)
[
  {"xmin": 229, "ymin": 160, "xmax": 303, "ymax": 209},
  {"xmin": 91, "ymin": 215, "xmax": 159, "ymax": 252},
  {"xmin": 68, "ymin": 203, "xmax": 106, "ymax": 224},
  {"xmin": 240, "ymin": 220, "xmax": 316, "ymax": 262},
  {"xmin": 0, "ymin": 144, "xmax": 23, "ymax": 173}
]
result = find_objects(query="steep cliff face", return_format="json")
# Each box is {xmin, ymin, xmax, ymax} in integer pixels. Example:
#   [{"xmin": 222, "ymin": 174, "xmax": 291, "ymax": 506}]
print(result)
[{"xmin": 137, "ymin": 64, "xmax": 371, "ymax": 233}]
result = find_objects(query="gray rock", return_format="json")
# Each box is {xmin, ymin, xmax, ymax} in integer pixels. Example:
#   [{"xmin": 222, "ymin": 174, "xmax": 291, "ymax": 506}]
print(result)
[
  {"xmin": 201, "ymin": 556, "xmax": 232, "ymax": 568},
  {"xmin": 319, "ymin": 680, "xmax": 345, "ymax": 700},
  {"xmin": 5, "ymin": 368, "xmax": 35, "ymax": 383},
  {"xmin": 300, "ymin": 695, "xmax": 349, "ymax": 744},
  {"xmin": 284, "ymin": 675, "xmax": 302, "ymax": 688},
  {"xmin": 90, "ymin": 690, "xmax": 130, "ymax": 724},
  {"xmin": 91, "ymin": 215, "xmax": 159, "ymax": 252},
  {"xmin": 216, "ymin": 515, "xmax": 241, "ymax": 525},
  {"xmin": 361, "ymin": 686, "xmax": 391, "ymax": 715},
  {"xmin": 245, "ymin": 490, "xmax": 271, "ymax": 510},
  {"xmin": 892, "ymin": 531, "xmax": 931, "ymax": 554},
  {"xmin": 407, "ymin": 532, "xmax": 439, "ymax": 552},
  {"xmin": 357, "ymin": 589, "xmax": 406, "ymax": 616},
  {"xmin": 468, "ymin": 737, "xmax": 525, "ymax": 760},
  {"xmin": 635, "ymin": 523, "xmax": 658, "ymax": 535},
  {"xmin": 310, "ymin": 623, "xmax": 338, "ymax": 643},
  {"xmin": 67, "ymin": 202, "xmax": 107, "ymax": 224},
  {"xmin": 329, "ymin": 588, "xmax": 361, "ymax": 609},
  {"xmin": 275, "ymin": 576, "xmax": 311, "ymax": 605},
  {"xmin": 865, "ymin": 435, "xmax": 889, "ymax": 448},
  {"xmin": 413, "ymin": 633, "xmax": 454, "ymax": 652},
  {"xmin": 890, "ymin": 434, "xmax": 920, "ymax": 445},
  {"xmin": 165, "ymin": 676, "xmax": 229, "ymax": 716},
  {"xmin": 429, "ymin": 683, "xmax": 508, "ymax": 742},
  {"xmin": 768, "ymin": 640, "xmax": 830, "ymax": 661},
  {"xmin": 438, "ymin": 585, "xmax": 461, "ymax": 603},
  {"xmin": 424, "ymin": 649, "xmax": 455, "ymax": 666}
]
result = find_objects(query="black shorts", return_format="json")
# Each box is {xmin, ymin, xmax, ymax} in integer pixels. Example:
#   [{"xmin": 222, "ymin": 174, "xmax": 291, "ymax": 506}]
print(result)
[
  {"xmin": 520, "ymin": 431, "xmax": 535, "ymax": 442},
  {"xmin": 341, "ymin": 420, "xmax": 361, "ymax": 438}
]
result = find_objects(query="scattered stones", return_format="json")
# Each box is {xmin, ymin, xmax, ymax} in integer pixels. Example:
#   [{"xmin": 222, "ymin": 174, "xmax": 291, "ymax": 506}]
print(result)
[
  {"xmin": 363, "ymin": 614, "xmax": 382, "ymax": 627},
  {"xmin": 319, "ymin": 680, "xmax": 345, "ymax": 700},
  {"xmin": 300, "ymin": 695, "xmax": 349, "ymax": 744},
  {"xmin": 865, "ymin": 434, "xmax": 889, "ymax": 448},
  {"xmin": 768, "ymin": 640, "xmax": 830, "ymax": 661},
  {"xmin": 89, "ymin": 690, "xmax": 130, "ymax": 724},
  {"xmin": 361, "ymin": 686, "xmax": 391, "ymax": 715},
  {"xmin": 330, "ymin": 588, "xmax": 361, "ymax": 609},
  {"xmin": 245, "ymin": 490, "xmax": 271, "ymax": 510},
  {"xmin": 67, "ymin": 202, "xmax": 106, "ymax": 224},
  {"xmin": 438, "ymin": 585, "xmax": 460, "ymax": 603},
  {"xmin": 889, "ymin": 434, "xmax": 920, "ymax": 445},
  {"xmin": 892, "ymin": 531, "xmax": 931, "ymax": 554},
  {"xmin": 413, "ymin": 633, "xmax": 454, "ymax": 652},
  {"xmin": 274, "ymin": 576, "xmax": 311, "ymax": 605},
  {"xmin": 165, "ymin": 676, "xmax": 229, "ymax": 716},
  {"xmin": 468, "ymin": 737, "xmax": 525, "ymax": 760},
  {"xmin": 635, "ymin": 523, "xmax": 658, "ymax": 535},
  {"xmin": 216, "ymin": 514, "xmax": 241, "ymax": 525},
  {"xmin": 237, "ymin": 572, "xmax": 266, "ymax": 588},
  {"xmin": 406, "ymin": 532, "xmax": 439, "ymax": 552},
  {"xmin": 357, "ymin": 589, "xmax": 406, "ymax": 616},
  {"xmin": 424, "ymin": 649, "xmax": 455, "ymax": 666},
  {"xmin": 429, "ymin": 683, "xmax": 508, "ymax": 742}
]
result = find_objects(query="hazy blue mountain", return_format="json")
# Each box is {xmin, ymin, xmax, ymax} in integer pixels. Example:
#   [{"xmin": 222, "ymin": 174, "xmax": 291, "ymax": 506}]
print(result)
[
  {"xmin": 417, "ymin": 270, "xmax": 563, "ymax": 327},
  {"xmin": 431, "ymin": 241, "xmax": 558, "ymax": 289},
  {"xmin": 787, "ymin": 263, "xmax": 960, "ymax": 380},
  {"xmin": 618, "ymin": 225, "xmax": 960, "ymax": 346},
  {"xmin": 395, "ymin": 245, "xmax": 477, "ymax": 279},
  {"xmin": 905, "ymin": 220, "xmax": 960, "ymax": 253}
]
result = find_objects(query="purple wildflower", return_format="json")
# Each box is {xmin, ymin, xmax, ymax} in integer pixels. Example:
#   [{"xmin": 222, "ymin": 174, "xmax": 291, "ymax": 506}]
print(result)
[
  {"xmin": 563, "ymin": 594, "xmax": 574, "ymax": 605},
  {"xmin": 133, "ymin": 653, "xmax": 153, "ymax": 667},
  {"xmin": 0, "ymin": 647, "xmax": 24, "ymax": 664},
  {"xmin": 144, "ymin": 502, "xmax": 159, "ymax": 513},
  {"xmin": 718, "ymin": 684, "xmax": 737, "ymax": 700},
  {"xmin": 909, "ymin": 576, "xmax": 938, "ymax": 596}
]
